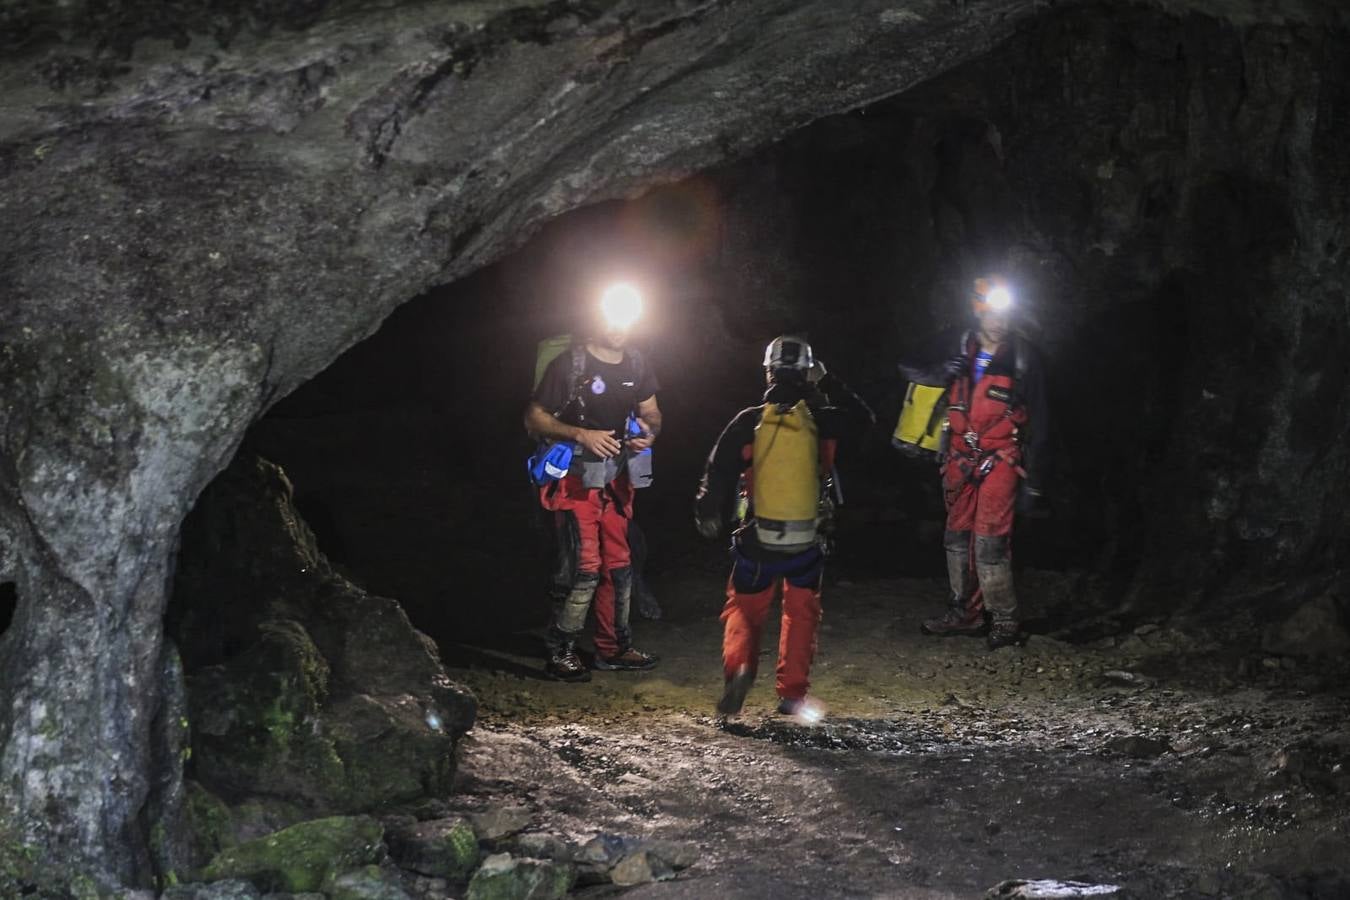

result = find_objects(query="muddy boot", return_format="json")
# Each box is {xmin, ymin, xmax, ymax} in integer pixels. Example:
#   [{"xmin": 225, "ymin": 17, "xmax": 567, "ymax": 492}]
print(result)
[
  {"xmin": 975, "ymin": 535, "xmax": 1020, "ymax": 650},
  {"xmin": 717, "ymin": 664, "xmax": 754, "ymax": 717},
  {"xmin": 987, "ymin": 619, "xmax": 1022, "ymax": 650},
  {"xmin": 545, "ymin": 635, "xmax": 592, "ymax": 682},
  {"xmin": 635, "ymin": 586, "xmax": 663, "ymax": 620},
  {"xmin": 921, "ymin": 531, "xmax": 987, "ymax": 636},
  {"xmin": 595, "ymin": 647, "xmax": 659, "ymax": 671}
]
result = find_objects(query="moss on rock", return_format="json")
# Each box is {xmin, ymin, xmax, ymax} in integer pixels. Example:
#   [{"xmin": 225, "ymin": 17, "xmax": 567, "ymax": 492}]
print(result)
[
  {"xmin": 200, "ymin": 815, "xmax": 384, "ymax": 893},
  {"xmin": 466, "ymin": 853, "xmax": 575, "ymax": 900}
]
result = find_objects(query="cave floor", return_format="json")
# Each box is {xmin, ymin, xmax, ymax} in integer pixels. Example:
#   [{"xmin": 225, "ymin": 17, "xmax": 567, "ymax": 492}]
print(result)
[{"xmin": 441, "ymin": 573, "xmax": 1350, "ymax": 899}]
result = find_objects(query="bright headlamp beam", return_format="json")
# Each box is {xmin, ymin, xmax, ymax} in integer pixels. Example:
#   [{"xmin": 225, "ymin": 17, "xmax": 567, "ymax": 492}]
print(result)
[
  {"xmin": 985, "ymin": 286, "xmax": 1013, "ymax": 312},
  {"xmin": 601, "ymin": 282, "xmax": 643, "ymax": 329}
]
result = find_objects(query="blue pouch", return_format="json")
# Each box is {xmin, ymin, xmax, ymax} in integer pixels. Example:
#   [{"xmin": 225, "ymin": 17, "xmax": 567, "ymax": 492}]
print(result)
[{"xmin": 527, "ymin": 441, "xmax": 575, "ymax": 486}]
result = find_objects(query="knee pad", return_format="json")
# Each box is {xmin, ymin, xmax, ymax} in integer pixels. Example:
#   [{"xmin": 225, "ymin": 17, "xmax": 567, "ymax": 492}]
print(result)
[
  {"xmin": 944, "ymin": 530, "xmax": 972, "ymax": 553},
  {"xmin": 974, "ymin": 534, "xmax": 1010, "ymax": 565}
]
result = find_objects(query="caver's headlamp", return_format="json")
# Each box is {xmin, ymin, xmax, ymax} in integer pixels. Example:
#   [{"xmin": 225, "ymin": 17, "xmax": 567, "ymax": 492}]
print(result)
[
  {"xmin": 972, "ymin": 277, "xmax": 1014, "ymax": 315},
  {"xmin": 600, "ymin": 282, "xmax": 643, "ymax": 330}
]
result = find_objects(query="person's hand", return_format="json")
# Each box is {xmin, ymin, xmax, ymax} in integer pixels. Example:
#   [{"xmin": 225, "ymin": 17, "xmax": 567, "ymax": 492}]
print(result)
[
  {"xmin": 627, "ymin": 417, "xmax": 657, "ymax": 453},
  {"xmin": 577, "ymin": 428, "xmax": 622, "ymax": 459},
  {"xmin": 808, "ymin": 359, "xmax": 828, "ymax": 384},
  {"xmin": 1017, "ymin": 484, "xmax": 1050, "ymax": 518},
  {"xmin": 943, "ymin": 354, "xmax": 969, "ymax": 380},
  {"xmin": 695, "ymin": 515, "xmax": 723, "ymax": 540}
]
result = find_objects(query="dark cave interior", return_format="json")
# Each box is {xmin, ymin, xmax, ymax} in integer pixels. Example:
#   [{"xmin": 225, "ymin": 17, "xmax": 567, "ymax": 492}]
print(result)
[{"xmin": 182, "ymin": 6, "xmax": 1350, "ymax": 658}]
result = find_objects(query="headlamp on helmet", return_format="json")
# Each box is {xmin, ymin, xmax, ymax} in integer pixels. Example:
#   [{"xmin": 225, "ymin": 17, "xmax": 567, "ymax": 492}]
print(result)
[
  {"xmin": 600, "ymin": 282, "xmax": 643, "ymax": 330},
  {"xmin": 972, "ymin": 277, "xmax": 1015, "ymax": 315},
  {"xmin": 764, "ymin": 335, "xmax": 814, "ymax": 372}
]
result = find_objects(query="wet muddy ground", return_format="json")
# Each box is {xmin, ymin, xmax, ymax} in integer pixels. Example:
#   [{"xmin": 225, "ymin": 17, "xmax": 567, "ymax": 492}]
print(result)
[
  {"xmin": 248, "ymin": 411, "xmax": 1350, "ymax": 897},
  {"xmin": 443, "ymin": 572, "xmax": 1350, "ymax": 899}
]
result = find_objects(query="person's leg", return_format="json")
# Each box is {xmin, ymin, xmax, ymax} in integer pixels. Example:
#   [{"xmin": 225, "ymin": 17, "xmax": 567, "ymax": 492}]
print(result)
[
  {"xmin": 922, "ymin": 461, "xmax": 985, "ymax": 636},
  {"xmin": 593, "ymin": 481, "xmax": 657, "ymax": 669},
  {"xmin": 543, "ymin": 481, "xmax": 603, "ymax": 680},
  {"xmin": 628, "ymin": 519, "xmax": 662, "ymax": 620},
  {"xmin": 974, "ymin": 459, "xmax": 1020, "ymax": 648},
  {"xmin": 777, "ymin": 550, "xmax": 824, "ymax": 702},
  {"xmin": 718, "ymin": 551, "xmax": 775, "ymax": 715}
]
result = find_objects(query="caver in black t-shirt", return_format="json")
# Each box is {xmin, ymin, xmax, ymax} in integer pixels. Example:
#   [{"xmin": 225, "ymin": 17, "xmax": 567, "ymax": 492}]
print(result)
[{"xmin": 532, "ymin": 346, "xmax": 660, "ymax": 436}]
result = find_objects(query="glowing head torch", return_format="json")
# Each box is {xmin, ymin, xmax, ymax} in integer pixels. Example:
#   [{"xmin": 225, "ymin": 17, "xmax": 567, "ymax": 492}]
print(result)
[
  {"xmin": 973, "ymin": 277, "xmax": 1014, "ymax": 316},
  {"xmin": 600, "ymin": 282, "xmax": 644, "ymax": 331}
]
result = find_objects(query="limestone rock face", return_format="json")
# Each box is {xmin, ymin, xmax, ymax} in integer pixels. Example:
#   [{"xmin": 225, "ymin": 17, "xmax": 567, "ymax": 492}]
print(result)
[
  {"xmin": 0, "ymin": 0, "xmax": 1347, "ymax": 892},
  {"xmin": 173, "ymin": 455, "xmax": 475, "ymax": 826}
]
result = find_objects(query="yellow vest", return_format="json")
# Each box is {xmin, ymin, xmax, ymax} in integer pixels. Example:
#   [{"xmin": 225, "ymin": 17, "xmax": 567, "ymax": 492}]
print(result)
[{"xmin": 752, "ymin": 400, "xmax": 820, "ymax": 550}]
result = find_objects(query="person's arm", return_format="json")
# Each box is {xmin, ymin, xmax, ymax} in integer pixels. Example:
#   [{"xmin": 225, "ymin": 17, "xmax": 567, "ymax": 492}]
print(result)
[
  {"xmin": 694, "ymin": 408, "xmax": 757, "ymax": 539},
  {"xmin": 899, "ymin": 327, "xmax": 968, "ymax": 387},
  {"xmin": 628, "ymin": 395, "xmax": 662, "ymax": 453},
  {"xmin": 524, "ymin": 401, "xmax": 623, "ymax": 459}
]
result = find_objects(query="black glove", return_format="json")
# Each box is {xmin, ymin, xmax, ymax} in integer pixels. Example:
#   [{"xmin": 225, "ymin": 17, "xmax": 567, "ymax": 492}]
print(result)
[
  {"xmin": 1017, "ymin": 484, "xmax": 1050, "ymax": 518},
  {"xmin": 695, "ymin": 515, "xmax": 723, "ymax": 541},
  {"xmin": 943, "ymin": 354, "xmax": 970, "ymax": 380}
]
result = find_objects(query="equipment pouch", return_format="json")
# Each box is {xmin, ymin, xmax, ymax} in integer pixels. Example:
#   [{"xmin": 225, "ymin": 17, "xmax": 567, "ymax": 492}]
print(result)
[{"xmin": 527, "ymin": 441, "xmax": 574, "ymax": 486}]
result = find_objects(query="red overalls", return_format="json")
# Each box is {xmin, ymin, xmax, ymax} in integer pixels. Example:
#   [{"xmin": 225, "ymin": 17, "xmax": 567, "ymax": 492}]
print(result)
[
  {"xmin": 720, "ymin": 437, "xmax": 837, "ymax": 702},
  {"xmin": 942, "ymin": 340, "xmax": 1027, "ymax": 624},
  {"xmin": 541, "ymin": 473, "xmax": 635, "ymax": 658}
]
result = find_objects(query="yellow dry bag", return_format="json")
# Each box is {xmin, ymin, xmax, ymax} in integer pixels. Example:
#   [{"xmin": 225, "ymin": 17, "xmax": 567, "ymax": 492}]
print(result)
[
  {"xmin": 892, "ymin": 383, "xmax": 946, "ymax": 453},
  {"xmin": 752, "ymin": 400, "xmax": 820, "ymax": 550}
]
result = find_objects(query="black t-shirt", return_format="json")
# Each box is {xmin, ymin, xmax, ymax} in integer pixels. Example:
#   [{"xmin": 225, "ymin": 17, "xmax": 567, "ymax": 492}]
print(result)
[{"xmin": 532, "ymin": 347, "xmax": 659, "ymax": 435}]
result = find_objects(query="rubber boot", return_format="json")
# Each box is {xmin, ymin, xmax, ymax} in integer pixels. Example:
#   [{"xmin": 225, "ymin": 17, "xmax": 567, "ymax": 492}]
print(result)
[
  {"xmin": 921, "ymin": 531, "xmax": 986, "ymax": 636},
  {"xmin": 975, "ymin": 539, "xmax": 1021, "ymax": 649},
  {"xmin": 717, "ymin": 664, "xmax": 755, "ymax": 717},
  {"xmin": 545, "ymin": 634, "xmax": 592, "ymax": 682}
]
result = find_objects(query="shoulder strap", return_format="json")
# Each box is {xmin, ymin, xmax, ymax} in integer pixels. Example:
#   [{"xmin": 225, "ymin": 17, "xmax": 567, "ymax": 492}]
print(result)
[{"xmin": 624, "ymin": 347, "xmax": 646, "ymax": 400}]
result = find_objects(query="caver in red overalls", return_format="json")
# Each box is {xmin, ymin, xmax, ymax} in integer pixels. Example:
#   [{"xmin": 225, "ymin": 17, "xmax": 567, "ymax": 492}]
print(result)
[
  {"xmin": 695, "ymin": 340, "xmax": 873, "ymax": 716},
  {"xmin": 939, "ymin": 332, "xmax": 1030, "ymax": 637}
]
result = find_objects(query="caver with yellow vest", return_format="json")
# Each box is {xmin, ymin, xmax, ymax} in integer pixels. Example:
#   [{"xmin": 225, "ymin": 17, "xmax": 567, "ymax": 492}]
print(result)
[
  {"xmin": 896, "ymin": 277, "xmax": 1050, "ymax": 650},
  {"xmin": 525, "ymin": 283, "xmax": 662, "ymax": 681},
  {"xmin": 694, "ymin": 336, "xmax": 869, "ymax": 718}
]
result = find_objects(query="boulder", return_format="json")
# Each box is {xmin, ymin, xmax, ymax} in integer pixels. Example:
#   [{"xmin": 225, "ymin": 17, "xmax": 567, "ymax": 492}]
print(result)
[
  {"xmin": 465, "ymin": 854, "xmax": 574, "ymax": 900},
  {"xmin": 172, "ymin": 456, "xmax": 475, "ymax": 828},
  {"xmin": 163, "ymin": 882, "xmax": 262, "ymax": 900},
  {"xmin": 467, "ymin": 806, "xmax": 533, "ymax": 842},
  {"xmin": 1261, "ymin": 595, "xmax": 1350, "ymax": 657},
  {"xmin": 386, "ymin": 818, "xmax": 480, "ymax": 880},
  {"xmin": 200, "ymin": 815, "xmax": 384, "ymax": 893},
  {"xmin": 329, "ymin": 866, "xmax": 416, "ymax": 900}
]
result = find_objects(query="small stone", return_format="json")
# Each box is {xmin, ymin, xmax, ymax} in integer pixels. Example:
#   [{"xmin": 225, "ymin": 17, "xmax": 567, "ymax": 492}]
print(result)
[
  {"xmin": 330, "ymin": 866, "xmax": 415, "ymax": 900},
  {"xmin": 1105, "ymin": 735, "xmax": 1171, "ymax": 758},
  {"xmin": 387, "ymin": 817, "xmax": 480, "ymax": 880},
  {"xmin": 468, "ymin": 805, "xmax": 533, "ymax": 841},
  {"xmin": 1102, "ymin": 670, "xmax": 1154, "ymax": 688},
  {"xmin": 610, "ymin": 852, "xmax": 655, "ymax": 886},
  {"xmin": 466, "ymin": 853, "xmax": 574, "ymax": 900},
  {"xmin": 510, "ymin": 832, "xmax": 577, "ymax": 862},
  {"xmin": 163, "ymin": 882, "xmax": 261, "ymax": 900},
  {"xmin": 986, "ymin": 879, "xmax": 1123, "ymax": 898},
  {"xmin": 577, "ymin": 833, "xmax": 640, "ymax": 868},
  {"xmin": 640, "ymin": 839, "xmax": 699, "ymax": 871}
]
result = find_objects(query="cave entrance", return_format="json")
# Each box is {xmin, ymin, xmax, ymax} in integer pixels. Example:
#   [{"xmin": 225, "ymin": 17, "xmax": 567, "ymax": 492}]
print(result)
[{"xmin": 149, "ymin": 6, "xmax": 1350, "ymax": 897}]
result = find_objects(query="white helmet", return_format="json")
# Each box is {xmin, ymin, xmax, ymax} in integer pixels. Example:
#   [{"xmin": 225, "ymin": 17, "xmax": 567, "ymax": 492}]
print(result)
[{"xmin": 763, "ymin": 335, "xmax": 814, "ymax": 372}]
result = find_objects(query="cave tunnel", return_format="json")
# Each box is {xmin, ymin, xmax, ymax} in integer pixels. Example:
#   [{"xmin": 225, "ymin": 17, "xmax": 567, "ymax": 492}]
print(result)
[{"xmin": 4, "ymin": 1, "xmax": 1350, "ymax": 898}]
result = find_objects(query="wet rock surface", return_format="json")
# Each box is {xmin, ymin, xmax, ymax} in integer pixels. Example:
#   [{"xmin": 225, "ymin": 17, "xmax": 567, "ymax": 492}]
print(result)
[{"xmin": 170, "ymin": 455, "xmax": 476, "ymax": 861}]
